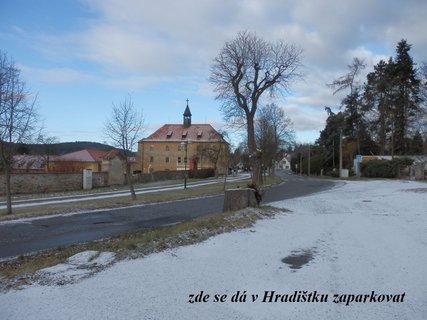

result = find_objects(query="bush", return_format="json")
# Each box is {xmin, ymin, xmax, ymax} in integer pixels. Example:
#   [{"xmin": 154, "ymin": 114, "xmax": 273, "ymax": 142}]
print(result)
[
  {"xmin": 188, "ymin": 168, "xmax": 215, "ymax": 179},
  {"xmin": 391, "ymin": 158, "xmax": 414, "ymax": 177},
  {"xmin": 325, "ymin": 169, "xmax": 340, "ymax": 177},
  {"xmin": 361, "ymin": 160, "xmax": 394, "ymax": 178},
  {"xmin": 361, "ymin": 158, "xmax": 414, "ymax": 178}
]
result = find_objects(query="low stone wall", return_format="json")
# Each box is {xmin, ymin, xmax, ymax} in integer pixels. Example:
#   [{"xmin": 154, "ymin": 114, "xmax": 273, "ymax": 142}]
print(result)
[
  {"xmin": 0, "ymin": 172, "xmax": 108, "ymax": 195},
  {"xmin": 93, "ymin": 172, "xmax": 108, "ymax": 188},
  {"xmin": 223, "ymin": 188, "xmax": 258, "ymax": 212}
]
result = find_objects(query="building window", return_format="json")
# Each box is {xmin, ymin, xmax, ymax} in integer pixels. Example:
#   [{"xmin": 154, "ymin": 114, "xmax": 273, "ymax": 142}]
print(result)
[
  {"xmin": 149, "ymin": 146, "xmax": 154, "ymax": 152},
  {"xmin": 178, "ymin": 144, "xmax": 181, "ymax": 151},
  {"xmin": 150, "ymin": 156, "xmax": 154, "ymax": 162},
  {"xmin": 178, "ymin": 157, "xmax": 181, "ymax": 163},
  {"xmin": 165, "ymin": 157, "xmax": 169, "ymax": 163},
  {"xmin": 165, "ymin": 145, "xmax": 170, "ymax": 151}
]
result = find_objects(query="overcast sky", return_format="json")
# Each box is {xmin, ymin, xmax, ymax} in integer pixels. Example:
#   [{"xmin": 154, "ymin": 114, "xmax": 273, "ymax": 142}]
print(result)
[{"xmin": 1, "ymin": 0, "xmax": 426, "ymax": 147}]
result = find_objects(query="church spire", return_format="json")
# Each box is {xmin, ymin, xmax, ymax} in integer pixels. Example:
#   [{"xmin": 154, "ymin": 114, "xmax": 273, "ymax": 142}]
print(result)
[{"xmin": 183, "ymin": 99, "xmax": 192, "ymax": 128}]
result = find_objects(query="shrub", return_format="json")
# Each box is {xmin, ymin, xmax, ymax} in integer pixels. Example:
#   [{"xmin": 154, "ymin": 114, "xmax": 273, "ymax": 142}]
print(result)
[
  {"xmin": 361, "ymin": 158, "xmax": 414, "ymax": 178},
  {"xmin": 188, "ymin": 168, "xmax": 215, "ymax": 179},
  {"xmin": 325, "ymin": 170, "xmax": 340, "ymax": 177},
  {"xmin": 361, "ymin": 160, "xmax": 394, "ymax": 178},
  {"xmin": 390, "ymin": 158, "xmax": 414, "ymax": 177}
]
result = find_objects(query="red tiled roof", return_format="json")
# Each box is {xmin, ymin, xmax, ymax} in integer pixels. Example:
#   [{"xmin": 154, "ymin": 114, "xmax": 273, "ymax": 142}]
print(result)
[
  {"xmin": 141, "ymin": 124, "xmax": 226, "ymax": 143},
  {"xmin": 54, "ymin": 149, "xmax": 119, "ymax": 162}
]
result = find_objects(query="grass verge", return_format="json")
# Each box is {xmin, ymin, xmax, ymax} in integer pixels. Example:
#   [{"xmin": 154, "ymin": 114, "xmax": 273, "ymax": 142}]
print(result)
[
  {"xmin": 0, "ymin": 176, "xmax": 282, "ymax": 220},
  {"xmin": 0, "ymin": 205, "xmax": 288, "ymax": 291}
]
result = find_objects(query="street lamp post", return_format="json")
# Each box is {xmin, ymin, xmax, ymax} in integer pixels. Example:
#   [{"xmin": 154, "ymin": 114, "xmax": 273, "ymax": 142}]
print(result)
[{"xmin": 181, "ymin": 141, "xmax": 188, "ymax": 189}]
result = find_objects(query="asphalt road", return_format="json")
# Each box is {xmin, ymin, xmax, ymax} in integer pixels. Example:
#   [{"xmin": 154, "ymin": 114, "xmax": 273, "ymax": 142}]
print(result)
[{"xmin": 0, "ymin": 171, "xmax": 336, "ymax": 259}]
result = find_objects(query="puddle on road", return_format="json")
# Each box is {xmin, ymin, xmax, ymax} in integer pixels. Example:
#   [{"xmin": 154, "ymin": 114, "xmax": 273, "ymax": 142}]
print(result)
[{"xmin": 282, "ymin": 249, "xmax": 315, "ymax": 270}]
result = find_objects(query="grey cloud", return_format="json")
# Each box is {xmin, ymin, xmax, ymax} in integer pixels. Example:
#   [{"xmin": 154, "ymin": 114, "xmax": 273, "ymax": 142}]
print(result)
[{"xmin": 31, "ymin": 0, "xmax": 427, "ymax": 142}]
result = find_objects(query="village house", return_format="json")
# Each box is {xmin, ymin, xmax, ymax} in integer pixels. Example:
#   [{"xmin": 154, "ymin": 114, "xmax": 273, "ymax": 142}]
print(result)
[
  {"xmin": 48, "ymin": 148, "xmax": 128, "ymax": 185},
  {"xmin": 137, "ymin": 102, "xmax": 228, "ymax": 174},
  {"xmin": 48, "ymin": 149, "xmax": 120, "ymax": 173},
  {"xmin": 277, "ymin": 154, "xmax": 291, "ymax": 170}
]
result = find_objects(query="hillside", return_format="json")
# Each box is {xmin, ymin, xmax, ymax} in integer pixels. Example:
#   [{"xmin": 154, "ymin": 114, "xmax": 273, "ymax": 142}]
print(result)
[{"xmin": 16, "ymin": 141, "xmax": 118, "ymax": 156}]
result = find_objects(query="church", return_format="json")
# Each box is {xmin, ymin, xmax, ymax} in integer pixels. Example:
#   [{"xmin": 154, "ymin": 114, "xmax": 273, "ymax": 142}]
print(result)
[{"xmin": 137, "ymin": 102, "xmax": 229, "ymax": 174}]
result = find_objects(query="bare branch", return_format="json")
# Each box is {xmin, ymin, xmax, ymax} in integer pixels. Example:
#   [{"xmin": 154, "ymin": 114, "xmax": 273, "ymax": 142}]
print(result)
[
  {"xmin": 210, "ymin": 31, "xmax": 303, "ymax": 186},
  {"xmin": 327, "ymin": 57, "xmax": 366, "ymax": 95},
  {"xmin": 104, "ymin": 95, "xmax": 146, "ymax": 200},
  {"xmin": 0, "ymin": 50, "xmax": 40, "ymax": 214}
]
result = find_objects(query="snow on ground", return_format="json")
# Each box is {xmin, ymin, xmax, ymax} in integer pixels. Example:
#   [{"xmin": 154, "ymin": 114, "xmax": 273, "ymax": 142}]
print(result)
[
  {"xmin": 35, "ymin": 251, "xmax": 116, "ymax": 286},
  {"xmin": 1, "ymin": 179, "xmax": 426, "ymax": 319}
]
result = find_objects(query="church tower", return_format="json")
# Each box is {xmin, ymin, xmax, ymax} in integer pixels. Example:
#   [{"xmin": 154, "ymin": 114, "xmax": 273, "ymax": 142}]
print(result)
[{"xmin": 183, "ymin": 99, "xmax": 192, "ymax": 128}]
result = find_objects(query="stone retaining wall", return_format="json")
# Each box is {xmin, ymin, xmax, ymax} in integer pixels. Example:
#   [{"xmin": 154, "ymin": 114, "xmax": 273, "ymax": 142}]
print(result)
[
  {"xmin": 223, "ymin": 188, "xmax": 258, "ymax": 212},
  {"xmin": 0, "ymin": 172, "xmax": 108, "ymax": 195}
]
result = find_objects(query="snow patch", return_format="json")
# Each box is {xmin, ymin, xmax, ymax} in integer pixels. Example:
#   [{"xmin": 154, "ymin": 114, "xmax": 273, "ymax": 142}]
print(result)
[{"xmin": 35, "ymin": 251, "xmax": 116, "ymax": 286}]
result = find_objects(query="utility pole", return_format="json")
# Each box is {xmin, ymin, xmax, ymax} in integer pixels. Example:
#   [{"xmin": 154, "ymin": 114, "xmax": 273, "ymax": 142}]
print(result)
[
  {"xmin": 308, "ymin": 144, "xmax": 311, "ymax": 176},
  {"xmin": 339, "ymin": 128, "xmax": 343, "ymax": 177},
  {"xmin": 332, "ymin": 139, "xmax": 335, "ymax": 169}
]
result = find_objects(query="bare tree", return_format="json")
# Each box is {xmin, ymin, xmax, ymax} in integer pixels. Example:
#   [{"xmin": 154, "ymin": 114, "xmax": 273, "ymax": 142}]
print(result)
[
  {"xmin": 0, "ymin": 51, "xmax": 39, "ymax": 214},
  {"xmin": 210, "ymin": 31, "xmax": 303, "ymax": 186},
  {"xmin": 37, "ymin": 133, "xmax": 59, "ymax": 172},
  {"xmin": 104, "ymin": 96, "xmax": 145, "ymax": 200},
  {"xmin": 327, "ymin": 57, "xmax": 366, "ymax": 95},
  {"xmin": 328, "ymin": 57, "xmax": 367, "ymax": 154},
  {"xmin": 256, "ymin": 103, "xmax": 295, "ymax": 176},
  {"xmin": 196, "ymin": 129, "xmax": 229, "ymax": 176}
]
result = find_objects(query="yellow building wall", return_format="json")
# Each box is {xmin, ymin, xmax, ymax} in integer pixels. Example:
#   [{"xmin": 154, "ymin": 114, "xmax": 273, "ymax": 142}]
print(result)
[{"xmin": 138, "ymin": 141, "xmax": 228, "ymax": 173}]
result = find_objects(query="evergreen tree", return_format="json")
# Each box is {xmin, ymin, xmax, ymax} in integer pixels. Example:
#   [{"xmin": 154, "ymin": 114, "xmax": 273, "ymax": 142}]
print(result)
[
  {"xmin": 341, "ymin": 88, "xmax": 374, "ymax": 154},
  {"xmin": 364, "ymin": 40, "xmax": 422, "ymax": 155},
  {"xmin": 391, "ymin": 39, "xmax": 421, "ymax": 155},
  {"xmin": 328, "ymin": 58, "xmax": 369, "ymax": 155},
  {"xmin": 410, "ymin": 130, "xmax": 424, "ymax": 154},
  {"xmin": 316, "ymin": 109, "xmax": 345, "ymax": 169},
  {"xmin": 364, "ymin": 59, "xmax": 394, "ymax": 155}
]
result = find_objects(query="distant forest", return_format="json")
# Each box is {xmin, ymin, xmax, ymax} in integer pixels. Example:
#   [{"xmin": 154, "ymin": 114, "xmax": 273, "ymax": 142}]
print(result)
[{"xmin": 13, "ymin": 141, "xmax": 117, "ymax": 156}]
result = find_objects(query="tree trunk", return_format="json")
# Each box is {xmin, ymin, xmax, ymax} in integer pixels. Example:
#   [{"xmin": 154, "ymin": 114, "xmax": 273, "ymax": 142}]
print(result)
[
  {"xmin": 126, "ymin": 162, "xmax": 136, "ymax": 200},
  {"xmin": 247, "ymin": 117, "xmax": 263, "ymax": 187},
  {"xmin": 5, "ymin": 165, "xmax": 12, "ymax": 214},
  {"xmin": 379, "ymin": 102, "xmax": 386, "ymax": 155},
  {"xmin": 0, "ymin": 141, "xmax": 13, "ymax": 214}
]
